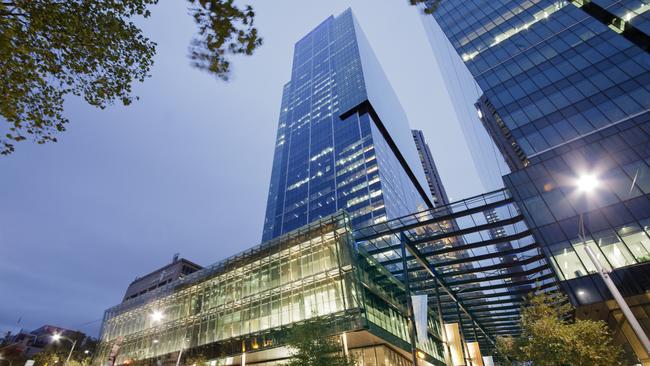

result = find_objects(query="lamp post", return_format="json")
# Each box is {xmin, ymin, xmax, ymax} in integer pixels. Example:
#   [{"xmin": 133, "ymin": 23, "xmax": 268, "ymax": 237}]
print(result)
[
  {"xmin": 175, "ymin": 338, "xmax": 187, "ymax": 366},
  {"xmin": 51, "ymin": 334, "xmax": 77, "ymax": 366},
  {"xmin": 575, "ymin": 173, "xmax": 650, "ymax": 356}
]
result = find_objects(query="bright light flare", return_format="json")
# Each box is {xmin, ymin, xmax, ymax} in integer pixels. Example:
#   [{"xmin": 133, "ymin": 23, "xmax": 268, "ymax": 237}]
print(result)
[
  {"xmin": 51, "ymin": 333, "xmax": 62, "ymax": 342},
  {"xmin": 150, "ymin": 310, "xmax": 164, "ymax": 322},
  {"xmin": 576, "ymin": 173, "xmax": 599, "ymax": 193}
]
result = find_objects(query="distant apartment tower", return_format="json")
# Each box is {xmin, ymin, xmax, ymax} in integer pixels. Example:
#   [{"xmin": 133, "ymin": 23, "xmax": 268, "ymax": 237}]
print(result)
[
  {"xmin": 420, "ymin": 0, "xmax": 650, "ymax": 362},
  {"xmin": 262, "ymin": 9, "xmax": 432, "ymax": 241},
  {"xmin": 122, "ymin": 255, "xmax": 202, "ymax": 302},
  {"xmin": 411, "ymin": 129, "xmax": 450, "ymax": 206}
]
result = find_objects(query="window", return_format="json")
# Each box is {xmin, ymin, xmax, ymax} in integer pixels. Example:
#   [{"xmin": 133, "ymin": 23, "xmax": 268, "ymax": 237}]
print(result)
[
  {"xmin": 543, "ymin": 190, "xmax": 576, "ymax": 220},
  {"xmin": 622, "ymin": 161, "xmax": 650, "ymax": 194},
  {"xmin": 572, "ymin": 238, "xmax": 612, "ymax": 273},
  {"xmin": 593, "ymin": 230, "xmax": 637, "ymax": 268},
  {"xmin": 605, "ymin": 167, "xmax": 643, "ymax": 200},
  {"xmin": 550, "ymin": 242, "xmax": 586, "ymax": 280},
  {"xmin": 523, "ymin": 196, "xmax": 555, "ymax": 226},
  {"xmin": 618, "ymin": 225, "xmax": 650, "ymax": 262}
]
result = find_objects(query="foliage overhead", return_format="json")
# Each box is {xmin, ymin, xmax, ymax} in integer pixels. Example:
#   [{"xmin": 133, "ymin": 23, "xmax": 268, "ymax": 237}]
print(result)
[
  {"xmin": 408, "ymin": 0, "xmax": 441, "ymax": 14},
  {"xmin": 283, "ymin": 317, "xmax": 356, "ymax": 366},
  {"xmin": 0, "ymin": 0, "xmax": 262, "ymax": 155},
  {"xmin": 188, "ymin": 0, "xmax": 262, "ymax": 81},
  {"xmin": 496, "ymin": 291, "xmax": 624, "ymax": 366}
]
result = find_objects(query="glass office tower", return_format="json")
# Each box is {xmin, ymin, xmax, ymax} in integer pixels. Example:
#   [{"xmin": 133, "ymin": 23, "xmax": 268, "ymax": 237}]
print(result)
[
  {"xmin": 418, "ymin": 7, "xmax": 509, "ymax": 192},
  {"xmin": 262, "ymin": 9, "xmax": 432, "ymax": 242},
  {"xmin": 422, "ymin": 0, "xmax": 649, "ymax": 170},
  {"xmin": 420, "ymin": 0, "xmax": 650, "ymax": 362}
]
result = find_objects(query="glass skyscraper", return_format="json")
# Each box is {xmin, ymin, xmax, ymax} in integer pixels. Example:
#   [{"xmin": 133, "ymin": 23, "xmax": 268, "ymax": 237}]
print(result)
[
  {"xmin": 412, "ymin": 129, "xmax": 450, "ymax": 206},
  {"xmin": 420, "ymin": 0, "xmax": 650, "ymax": 362},
  {"xmin": 418, "ymin": 8, "xmax": 510, "ymax": 192},
  {"xmin": 423, "ymin": 0, "xmax": 648, "ymax": 170},
  {"xmin": 262, "ymin": 9, "xmax": 432, "ymax": 241}
]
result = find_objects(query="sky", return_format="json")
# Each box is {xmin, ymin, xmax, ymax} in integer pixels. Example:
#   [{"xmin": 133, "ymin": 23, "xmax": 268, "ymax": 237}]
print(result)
[{"xmin": 0, "ymin": 1, "xmax": 490, "ymax": 338}]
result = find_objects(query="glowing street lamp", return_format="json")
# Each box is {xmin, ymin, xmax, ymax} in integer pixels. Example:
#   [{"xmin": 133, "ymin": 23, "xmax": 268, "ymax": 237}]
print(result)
[
  {"xmin": 574, "ymin": 173, "xmax": 650, "ymax": 355},
  {"xmin": 150, "ymin": 310, "xmax": 164, "ymax": 323},
  {"xmin": 50, "ymin": 333, "xmax": 77, "ymax": 366},
  {"xmin": 576, "ymin": 173, "xmax": 599, "ymax": 193}
]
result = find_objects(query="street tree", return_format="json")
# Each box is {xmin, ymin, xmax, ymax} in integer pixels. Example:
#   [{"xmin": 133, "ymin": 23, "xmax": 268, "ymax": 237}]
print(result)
[
  {"xmin": 184, "ymin": 353, "xmax": 208, "ymax": 366},
  {"xmin": 0, "ymin": 346, "xmax": 27, "ymax": 366},
  {"xmin": 283, "ymin": 317, "xmax": 356, "ymax": 366},
  {"xmin": 31, "ymin": 334, "xmax": 96, "ymax": 366},
  {"xmin": 496, "ymin": 291, "xmax": 624, "ymax": 366},
  {"xmin": 0, "ymin": 0, "xmax": 262, "ymax": 155}
]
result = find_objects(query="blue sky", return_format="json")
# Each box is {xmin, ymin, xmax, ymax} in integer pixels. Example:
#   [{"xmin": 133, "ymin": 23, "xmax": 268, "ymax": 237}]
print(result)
[{"xmin": 0, "ymin": 1, "xmax": 488, "ymax": 337}]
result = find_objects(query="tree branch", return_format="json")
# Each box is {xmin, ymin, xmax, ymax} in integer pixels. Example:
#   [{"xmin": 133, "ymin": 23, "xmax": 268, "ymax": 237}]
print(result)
[{"xmin": 0, "ymin": 11, "xmax": 27, "ymax": 17}]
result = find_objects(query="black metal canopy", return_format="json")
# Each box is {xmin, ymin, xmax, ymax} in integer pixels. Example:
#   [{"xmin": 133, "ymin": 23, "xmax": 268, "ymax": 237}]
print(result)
[{"xmin": 353, "ymin": 189, "xmax": 562, "ymax": 354}]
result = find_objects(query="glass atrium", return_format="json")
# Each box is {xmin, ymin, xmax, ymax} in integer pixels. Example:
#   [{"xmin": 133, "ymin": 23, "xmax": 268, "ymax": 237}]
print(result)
[{"xmin": 96, "ymin": 213, "xmax": 446, "ymax": 366}]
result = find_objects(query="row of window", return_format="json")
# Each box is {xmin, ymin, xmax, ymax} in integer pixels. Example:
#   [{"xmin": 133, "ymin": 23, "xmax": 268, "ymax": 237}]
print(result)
[
  {"xmin": 265, "ymin": 12, "xmax": 380, "ymax": 238},
  {"xmin": 550, "ymin": 219, "xmax": 650, "ymax": 280},
  {"xmin": 520, "ymin": 158, "xmax": 650, "ymax": 227},
  {"xmin": 101, "ymin": 279, "xmax": 353, "ymax": 365},
  {"xmin": 102, "ymin": 231, "xmax": 350, "ymax": 339}
]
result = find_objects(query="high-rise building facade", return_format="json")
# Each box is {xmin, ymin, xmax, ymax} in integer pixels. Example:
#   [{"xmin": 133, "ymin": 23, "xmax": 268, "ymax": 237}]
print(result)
[
  {"xmin": 418, "ymin": 7, "xmax": 509, "ymax": 192},
  {"xmin": 420, "ymin": 0, "xmax": 650, "ymax": 362},
  {"xmin": 412, "ymin": 130, "xmax": 450, "ymax": 206},
  {"xmin": 262, "ymin": 9, "xmax": 432, "ymax": 241},
  {"xmin": 422, "ymin": 0, "xmax": 649, "ymax": 170},
  {"xmin": 504, "ymin": 118, "xmax": 650, "ymax": 361}
]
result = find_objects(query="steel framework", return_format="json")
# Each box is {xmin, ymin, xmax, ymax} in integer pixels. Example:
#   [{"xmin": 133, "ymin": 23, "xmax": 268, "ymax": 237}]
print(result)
[{"xmin": 354, "ymin": 189, "xmax": 564, "ymax": 354}]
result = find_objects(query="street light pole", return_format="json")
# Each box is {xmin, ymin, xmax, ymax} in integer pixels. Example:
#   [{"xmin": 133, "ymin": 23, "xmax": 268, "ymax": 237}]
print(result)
[
  {"xmin": 583, "ymin": 243, "xmax": 650, "ymax": 355},
  {"xmin": 52, "ymin": 334, "xmax": 77, "ymax": 366},
  {"xmin": 175, "ymin": 339, "xmax": 186, "ymax": 366},
  {"xmin": 574, "ymin": 174, "xmax": 650, "ymax": 356},
  {"xmin": 63, "ymin": 340, "xmax": 78, "ymax": 366}
]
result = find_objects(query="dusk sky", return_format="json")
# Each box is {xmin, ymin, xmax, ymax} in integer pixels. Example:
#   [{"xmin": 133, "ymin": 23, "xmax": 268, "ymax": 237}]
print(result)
[{"xmin": 0, "ymin": 1, "xmax": 491, "ymax": 337}]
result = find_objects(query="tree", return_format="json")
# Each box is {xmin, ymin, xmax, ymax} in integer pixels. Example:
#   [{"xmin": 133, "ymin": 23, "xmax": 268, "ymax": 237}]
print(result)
[
  {"xmin": 407, "ymin": 0, "xmax": 442, "ymax": 14},
  {"xmin": 33, "ymin": 348, "xmax": 93, "ymax": 366},
  {"xmin": 32, "ymin": 334, "xmax": 96, "ymax": 366},
  {"xmin": 33, "ymin": 347, "xmax": 91, "ymax": 366},
  {"xmin": 0, "ymin": 0, "xmax": 262, "ymax": 155},
  {"xmin": 0, "ymin": 346, "xmax": 27, "ymax": 366},
  {"xmin": 184, "ymin": 353, "xmax": 208, "ymax": 366},
  {"xmin": 496, "ymin": 291, "xmax": 624, "ymax": 366},
  {"xmin": 283, "ymin": 317, "xmax": 356, "ymax": 366}
]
